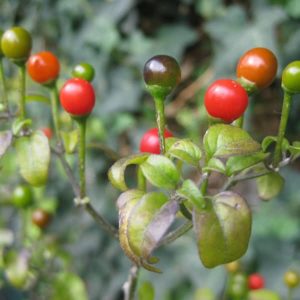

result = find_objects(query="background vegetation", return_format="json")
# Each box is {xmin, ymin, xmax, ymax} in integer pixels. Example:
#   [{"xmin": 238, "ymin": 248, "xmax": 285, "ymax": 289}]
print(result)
[{"xmin": 0, "ymin": 0, "xmax": 300, "ymax": 299}]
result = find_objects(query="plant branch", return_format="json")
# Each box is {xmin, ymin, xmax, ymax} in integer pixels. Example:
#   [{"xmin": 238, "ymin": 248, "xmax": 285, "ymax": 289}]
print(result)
[
  {"xmin": 87, "ymin": 142, "xmax": 121, "ymax": 161},
  {"xmin": 159, "ymin": 220, "xmax": 192, "ymax": 246},
  {"xmin": 52, "ymin": 146, "xmax": 118, "ymax": 239},
  {"xmin": 123, "ymin": 265, "xmax": 139, "ymax": 300}
]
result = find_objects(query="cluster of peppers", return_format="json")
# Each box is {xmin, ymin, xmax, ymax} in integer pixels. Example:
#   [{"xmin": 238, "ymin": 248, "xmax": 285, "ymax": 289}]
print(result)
[{"xmin": 0, "ymin": 26, "xmax": 300, "ymax": 299}]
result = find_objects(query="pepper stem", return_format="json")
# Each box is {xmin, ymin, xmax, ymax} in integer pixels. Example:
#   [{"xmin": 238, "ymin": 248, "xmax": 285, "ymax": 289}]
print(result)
[
  {"xmin": 49, "ymin": 82, "xmax": 61, "ymax": 143},
  {"xmin": 154, "ymin": 97, "xmax": 166, "ymax": 154},
  {"xmin": 75, "ymin": 117, "xmax": 87, "ymax": 198},
  {"xmin": 273, "ymin": 91, "xmax": 292, "ymax": 167},
  {"xmin": 18, "ymin": 64, "xmax": 27, "ymax": 119},
  {"xmin": 0, "ymin": 59, "xmax": 8, "ymax": 111}
]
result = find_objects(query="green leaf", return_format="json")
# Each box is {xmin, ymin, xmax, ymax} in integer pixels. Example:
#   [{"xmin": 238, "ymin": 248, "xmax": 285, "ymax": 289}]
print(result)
[
  {"xmin": 262, "ymin": 136, "xmax": 289, "ymax": 152},
  {"xmin": 194, "ymin": 191, "xmax": 251, "ymax": 268},
  {"xmin": 289, "ymin": 141, "xmax": 300, "ymax": 160},
  {"xmin": 128, "ymin": 192, "xmax": 168, "ymax": 258},
  {"xmin": 249, "ymin": 289, "xmax": 281, "ymax": 300},
  {"xmin": 60, "ymin": 129, "xmax": 78, "ymax": 154},
  {"xmin": 165, "ymin": 137, "xmax": 179, "ymax": 152},
  {"xmin": 51, "ymin": 272, "xmax": 88, "ymax": 300},
  {"xmin": 15, "ymin": 131, "xmax": 50, "ymax": 187},
  {"xmin": 203, "ymin": 158, "xmax": 226, "ymax": 173},
  {"xmin": 256, "ymin": 172, "xmax": 284, "ymax": 200},
  {"xmin": 140, "ymin": 155, "xmax": 180, "ymax": 189},
  {"xmin": 138, "ymin": 281, "xmax": 155, "ymax": 300},
  {"xmin": 25, "ymin": 94, "xmax": 50, "ymax": 104},
  {"xmin": 203, "ymin": 124, "xmax": 260, "ymax": 160},
  {"xmin": 108, "ymin": 153, "xmax": 149, "ymax": 191},
  {"xmin": 167, "ymin": 139, "xmax": 202, "ymax": 166},
  {"xmin": 226, "ymin": 152, "xmax": 269, "ymax": 176},
  {"xmin": 177, "ymin": 179, "xmax": 204, "ymax": 209},
  {"xmin": 0, "ymin": 131, "xmax": 12, "ymax": 158},
  {"xmin": 194, "ymin": 288, "xmax": 215, "ymax": 300},
  {"xmin": 12, "ymin": 118, "xmax": 32, "ymax": 136},
  {"xmin": 117, "ymin": 190, "xmax": 161, "ymax": 273}
]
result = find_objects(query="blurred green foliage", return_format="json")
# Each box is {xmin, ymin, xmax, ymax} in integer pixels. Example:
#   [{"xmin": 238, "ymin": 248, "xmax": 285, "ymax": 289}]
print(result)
[{"xmin": 0, "ymin": 0, "xmax": 300, "ymax": 299}]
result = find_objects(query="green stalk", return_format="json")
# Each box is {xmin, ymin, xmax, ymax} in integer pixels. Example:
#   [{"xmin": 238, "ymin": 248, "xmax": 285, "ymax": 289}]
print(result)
[
  {"xmin": 76, "ymin": 117, "xmax": 87, "ymax": 198},
  {"xmin": 288, "ymin": 288, "xmax": 293, "ymax": 300},
  {"xmin": 273, "ymin": 91, "xmax": 292, "ymax": 167},
  {"xmin": 0, "ymin": 59, "xmax": 8, "ymax": 111},
  {"xmin": 154, "ymin": 97, "xmax": 166, "ymax": 154},
  {"xmin": 18, "ymin": 64, "xmax": 27, "ymax": 119},
  {"xmin": 49, "ymin": 83, "xmax": 61, "ymax": 141}
]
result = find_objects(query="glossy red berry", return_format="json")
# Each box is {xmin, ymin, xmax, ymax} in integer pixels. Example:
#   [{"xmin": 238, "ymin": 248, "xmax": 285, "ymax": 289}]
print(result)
[
  {"xmin": 237, "ymin": 47, "xmax": 278, "ymax": 90},
  {"xmin": 204, "ymin": 79, "xmax": 248, "ymax": 123},
  {"xmin": 140, "ymin": 128, "xmax": 173, "ymax": 154},
  {"xmin": 59, "ymin": 78, "xmax": 95, "ymax": 117},
  {"xmin": 27, "ymin": 51, "xmax": 60, "ymax": 84},
  {"xmin": 248, "ymin": 273, "xmax": 265, "ymax": 290}
]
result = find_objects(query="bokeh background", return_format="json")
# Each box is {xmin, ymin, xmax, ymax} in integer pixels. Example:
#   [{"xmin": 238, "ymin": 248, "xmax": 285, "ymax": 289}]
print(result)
[{"xmin": 0, "ymin": 0, "xmax": 300, "ymax": 299}]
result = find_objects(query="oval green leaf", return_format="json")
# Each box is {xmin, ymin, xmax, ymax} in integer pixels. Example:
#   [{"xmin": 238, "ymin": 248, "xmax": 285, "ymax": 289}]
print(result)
[
  {"xmin": 140, "ymin": 155, "xmax": 180, "ymax": 189},
  {"xmin": 203, "ymin": 158, "xmax": 226, "ymax": 173},
  {"xmin": 194, "ymin": 191, "xmax": 252, "ymax": 268},
  {"xmin": 138, "ymin": 281, "xmax": 155, "ymax": 300},
  {"xmin": 108, "ymin": 153, "xmax": 149, "ymax": 191},
  {"xmin": 15, "ymin": 131, "xmax": 50, "ymax": 187},
  {"xmin": 167, "ymin": 139, "xmax": 202, "ymax": 166},
  {"xmin": 203, "ymin": 124, "xmax": 260, "ymax": 159},
  {"xmin": 256, "ymin": 172, "xmax": 284, "ymax": 200},
  {"xmin": 226, "ymin": 152, "xmax": 269, "ymax": 176},
  {"xmin": 177, "ymin": 179, "xmax": 204, "ymax": 209}
]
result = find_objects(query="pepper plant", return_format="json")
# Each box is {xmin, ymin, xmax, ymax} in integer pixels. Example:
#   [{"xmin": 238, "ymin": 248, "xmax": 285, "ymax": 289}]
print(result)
[{"xmin": 0, "ymin": 26, "xmax": 300, "ymax": 300}]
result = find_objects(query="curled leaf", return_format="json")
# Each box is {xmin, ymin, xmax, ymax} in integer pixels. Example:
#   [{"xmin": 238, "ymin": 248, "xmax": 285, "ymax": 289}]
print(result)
[
  {"xmin": 140, "ymin": 155, "xmax": 180, "ymax": 189},
  {"xmin": 128, "ymin": 192, "xmax": 168, "ymax": 258},
  {"xmin": 142, "ymin": 199, "xmax": 179, "ymax": 259},
  {"xmin": 117, "ymin": 190, "xmax": 161, "ymax": 273},
  {"xmin": 108, "ymin": 153, "xmax": 149, "ymax": 191},
  {"xmin": 167, "ymin": 139, "xmax": 202, "ymax": 166},
  {"xmin": 194, "ymin": 191, "xmax": 251, "ymax": 268},
  {"xmin": 203, "ymin": 124, "xmax": 260, "ymax": 159},
  {"xmin": 177, "ymin": 179, "xmax": 204, "ymax": 209},
  {"xmin": 15, "ymin": 131, "xmax": 50, "ymax": 187},
  {"xmin": 60, "ymin": 129, "xmax": 78, "ymax": 154}
]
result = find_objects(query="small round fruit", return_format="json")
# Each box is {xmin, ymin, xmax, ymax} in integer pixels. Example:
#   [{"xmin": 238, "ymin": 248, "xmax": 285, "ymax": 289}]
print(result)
[
  {"xmin": 27, "ymin": 51, "xmax": 60, "ymax": 84},
  {"xmin": 71, "ymin": 62, "xmax": 95, "ymax": 82},
  {"xmin": 12, "ymin": 185, "xmax": 33, "ymax": 208},
  {"xmin": 143, "ymin": 55, "xmax": 181, "ymax": 98},
  {"xmin": 284, "ymin": 270, "xmax": 300, "ymax": 288},
  {"xmin": 282, "ymin": 61, "xmax": 300, "ymax": 94},
  {"xmin": 41, "ymin": 127, "xmax": 53, "ymax": 140},
  {"xmin": 248, "ymin": 273, "xmax": 265, "ymax": 290},
  {"xmin": 32, "ymin": 209, "xmax": 51, "ymax": 229},
  {"xmin": 59, "ymin": 78, "xmax": 95, "ymax": 116},
  {"xmin": 140, "ymin": 128, "xmax": 173, "ymax": 154},
  {"xmin": 237, "ymin": 47, "xmax": 278, "ymax": 89},
  {"xmin": 204, "ymin": 79, "xmax": 248, "ymax": 123},
  {"xmin": 1, "ymin": 27, "xmax": 32, "ymax": 62},
  {"xmin": 227, "ymin": 273, "xmax": 248, "ymax": 298}
]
